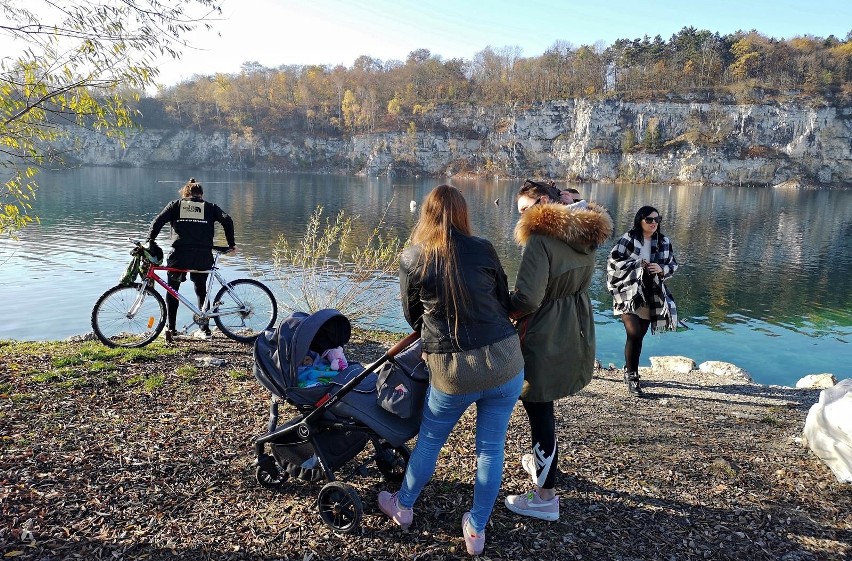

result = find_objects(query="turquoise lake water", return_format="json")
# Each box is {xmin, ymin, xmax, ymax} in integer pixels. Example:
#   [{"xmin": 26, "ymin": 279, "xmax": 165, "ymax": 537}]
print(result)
[{"xmin": 0, "ymin": 167, "xmax": 849, "ymax": 387}]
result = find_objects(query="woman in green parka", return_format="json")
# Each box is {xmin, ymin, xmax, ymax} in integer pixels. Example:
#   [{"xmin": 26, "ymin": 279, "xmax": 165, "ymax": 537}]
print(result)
[{"xmin": 504, "ymin": 179, "xmax": 613, "ymax": 522}]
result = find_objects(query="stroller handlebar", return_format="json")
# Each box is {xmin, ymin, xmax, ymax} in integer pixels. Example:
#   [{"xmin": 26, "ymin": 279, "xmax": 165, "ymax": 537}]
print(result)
[{"xmin": 384, "ymin": 331, "xmax": 420, "ymax": 358}]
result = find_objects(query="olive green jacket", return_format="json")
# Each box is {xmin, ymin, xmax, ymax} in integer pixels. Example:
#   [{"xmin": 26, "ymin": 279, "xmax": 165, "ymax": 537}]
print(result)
[{"xmin": 511, "ymin": 202, "xmax": 613, "ymax": 402}]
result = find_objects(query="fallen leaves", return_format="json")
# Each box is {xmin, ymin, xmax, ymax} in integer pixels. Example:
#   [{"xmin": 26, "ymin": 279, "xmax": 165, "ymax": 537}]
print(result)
[{"xmin": 0, "ymin": 336, "xmax": 849, "ymax": 560}]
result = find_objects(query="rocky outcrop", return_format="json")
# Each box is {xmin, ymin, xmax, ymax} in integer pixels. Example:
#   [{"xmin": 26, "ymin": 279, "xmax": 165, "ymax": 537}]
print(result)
[{"xmin": 53, "ymin": 97, "xmax": 852, "ymax": 187}]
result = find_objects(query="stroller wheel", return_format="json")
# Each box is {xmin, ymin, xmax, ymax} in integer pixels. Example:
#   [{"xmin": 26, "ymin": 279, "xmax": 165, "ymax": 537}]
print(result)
[
  {"xmin": 374, "ymin": 442, "xmax": 411, "ymax": 483},
  {"xmin": 317, "ymin": 481, "xmax": 363, "ymax": 534},
  {"xmin": 255, "ymin": 456, "xmax": 288, "ymax": 490}
]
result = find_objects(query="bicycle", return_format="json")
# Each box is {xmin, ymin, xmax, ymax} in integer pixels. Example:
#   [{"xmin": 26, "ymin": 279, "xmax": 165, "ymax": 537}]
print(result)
[{"xmin": 92, "ymin": 239, "xmax": 278, "ymax": 348}]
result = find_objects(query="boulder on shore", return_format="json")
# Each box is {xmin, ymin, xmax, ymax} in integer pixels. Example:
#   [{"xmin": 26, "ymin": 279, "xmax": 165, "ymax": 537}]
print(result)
[
  {"xmin": 650, "ymin": 355, "xmax": 696, "ymax": 374},
  {"xmin": 698, "ymin": 360, "xmax": 753, "ymax": 381},
  {"xmin": 796, "ymin": 373, "xmax": 837, "ymax": 389}
]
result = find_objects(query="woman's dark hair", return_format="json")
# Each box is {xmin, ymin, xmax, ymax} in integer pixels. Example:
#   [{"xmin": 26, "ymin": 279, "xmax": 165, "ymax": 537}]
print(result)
[
  {"xmin": 517, "ymin": 178, "xmax": 561, "ymax": 203},
  {"xmin": 630, "ymin": 205, "xmax": 664, "ymax": 238},
  {"xmin": 180, "ymin": 178, "xmax": 203, "ymax": 198}
]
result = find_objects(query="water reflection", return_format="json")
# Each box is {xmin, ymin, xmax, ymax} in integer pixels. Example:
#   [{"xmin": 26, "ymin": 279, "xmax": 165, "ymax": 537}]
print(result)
[{"xmin": 1, "ymin": 167, "xmax": 850, "ymax": 386}]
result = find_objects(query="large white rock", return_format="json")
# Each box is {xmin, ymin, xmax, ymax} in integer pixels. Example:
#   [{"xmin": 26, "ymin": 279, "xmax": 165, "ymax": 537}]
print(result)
[
  {"xmin": 650, "ymin": 355, "xmax": 696, "ymax": 374},
  {"xmin": 796, "ymin": 373, "xmax": 837, "ymax": 389},
  {"xmin": 802, "ymin": 378, "xmax": 852, "ymax": 483},
  {"xmin": 698, "ymin": 361, "xmax": 753, "ymax": 381}
]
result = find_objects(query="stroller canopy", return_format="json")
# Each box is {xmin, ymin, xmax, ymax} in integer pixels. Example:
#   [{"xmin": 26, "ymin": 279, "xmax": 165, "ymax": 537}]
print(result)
[{"xmin": 254, "ymin": 308, "xmax": 351, "ymax": 399}]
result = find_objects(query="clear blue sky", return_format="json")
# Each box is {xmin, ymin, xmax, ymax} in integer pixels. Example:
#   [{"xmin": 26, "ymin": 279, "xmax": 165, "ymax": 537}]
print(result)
[{"xmin": 156, "ymin": 0, "xmax": 852, "ymax": 86}]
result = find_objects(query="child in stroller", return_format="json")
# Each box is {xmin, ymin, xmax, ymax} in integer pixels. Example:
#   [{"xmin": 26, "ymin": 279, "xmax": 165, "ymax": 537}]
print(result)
[{"xmin": 252, "ymin": 308, "xmax": 428, "ymax": 533}]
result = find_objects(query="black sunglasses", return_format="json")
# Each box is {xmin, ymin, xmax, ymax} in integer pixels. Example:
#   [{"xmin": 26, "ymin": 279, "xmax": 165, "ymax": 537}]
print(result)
[{"xmin": 643, "ymin": 216, "xmax": 662, "ymax": 224}]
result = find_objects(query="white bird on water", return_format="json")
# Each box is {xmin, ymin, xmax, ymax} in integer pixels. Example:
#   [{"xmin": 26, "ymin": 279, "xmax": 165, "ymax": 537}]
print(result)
[{"xmin": 410, "ymin": 200, "xmax": 417, "ymax": 212}]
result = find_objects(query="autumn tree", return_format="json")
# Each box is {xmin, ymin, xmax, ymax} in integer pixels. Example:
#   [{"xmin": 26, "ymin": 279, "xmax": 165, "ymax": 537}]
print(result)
[
  {"xmin": 387, "ymin": 95, "xmax": 402, "ymax": 130},
  {"xmin": 729, "ymin": 32, "xmax": 768, "ymax": 81},
  {"xmin": 540, "ymin": 40, "xmax": 575, "ymax": 99},
  {"xmin": 470, "ymin": 45, "xmax": 523, "ymax": 103},
  {"xmin": 828, "ymin": 40, "xmax": 852, "ymax": 91},
  {"xmin": 341, "ymin": 89, "xmax": 361, "ymax": 131},
  {"xmin": 0, "ymin": 0, "xmax": 221, "ymax": 237}
]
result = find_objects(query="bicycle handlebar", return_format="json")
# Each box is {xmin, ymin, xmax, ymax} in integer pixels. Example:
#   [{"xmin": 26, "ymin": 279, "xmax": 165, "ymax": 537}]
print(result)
[{"xmin": 129, "ymin": 238, "xmax": 234, "ymax": 255}]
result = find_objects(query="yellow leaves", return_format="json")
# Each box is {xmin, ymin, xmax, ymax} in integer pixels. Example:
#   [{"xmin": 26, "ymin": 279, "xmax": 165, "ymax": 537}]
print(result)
[
  {"xmin": 789, "ymin": 36, "xmax": 821, "ymax": 52},
  {"xmin": 0, "ymin": 1, "xmax": 219, "ymax": 237},
  {"xmin": 731, "ymin": 34, "xmax": 769, "ymax": 59},
  {"xmin": 730, "ymin": 52, "xmax": 762, "ymax": 81},
  {"xmin": 387, "ymin": 96, "xmax": 401, "ymax": 116},
  {"xmin": 829, "ymin": 41, "xmax": 852, "ymax": 60},
  {"xmin": 341, "ymin": 89, "xmax": 360, "ymax": 130}
]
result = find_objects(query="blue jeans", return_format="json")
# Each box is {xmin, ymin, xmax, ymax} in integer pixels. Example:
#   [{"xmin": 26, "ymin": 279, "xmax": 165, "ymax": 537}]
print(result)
[{"xmin": 397, "ymin": 370, "xmax": 524, "ymax": 533}]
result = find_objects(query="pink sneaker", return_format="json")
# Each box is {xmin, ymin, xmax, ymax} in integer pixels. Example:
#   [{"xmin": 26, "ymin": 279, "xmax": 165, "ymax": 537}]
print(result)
[
  {"xmin": 462, "ymin": 511, "xmax": 484, "ymax": 556},
  {"xmin": 504, "ymin": 489, "xmax": 559, "ymax": 521},
  {"xmin": 377, "ymin": 491, "xmax": 413, "ymax": 530}
]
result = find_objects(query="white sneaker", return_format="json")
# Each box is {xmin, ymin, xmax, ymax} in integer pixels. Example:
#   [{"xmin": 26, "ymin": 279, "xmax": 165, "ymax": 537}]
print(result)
[
  {"xmin": 193, "ymin": 328, "xmax": 212, "ymax": 340},
  {"xmin": 505, "ymin": 489, "xmax": 559, "ymax": 521}
]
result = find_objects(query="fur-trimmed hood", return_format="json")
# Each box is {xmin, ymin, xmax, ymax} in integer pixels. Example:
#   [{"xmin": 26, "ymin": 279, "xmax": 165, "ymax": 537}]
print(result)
[{"xmin": 514, "ymin": 201, "xmax": 613, "ymax": 252}]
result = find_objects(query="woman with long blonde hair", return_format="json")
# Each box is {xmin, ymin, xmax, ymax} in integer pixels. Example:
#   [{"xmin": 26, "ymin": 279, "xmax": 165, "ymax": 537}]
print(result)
[{"xmin": 377, "ymin": 185, "xmax": 524, "ymax": 557}]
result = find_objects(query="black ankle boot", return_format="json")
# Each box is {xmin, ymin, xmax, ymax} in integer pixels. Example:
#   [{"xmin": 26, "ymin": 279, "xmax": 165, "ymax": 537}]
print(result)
[{"xmin": 624, "ymin": 371, "xmax": 644, "ymax": 397}]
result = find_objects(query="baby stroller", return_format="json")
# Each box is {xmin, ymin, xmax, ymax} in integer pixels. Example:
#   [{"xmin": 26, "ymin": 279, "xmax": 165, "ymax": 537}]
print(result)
[{"xmin": 252, "ymin": 309, "xmax": 427, "ymax": 533}]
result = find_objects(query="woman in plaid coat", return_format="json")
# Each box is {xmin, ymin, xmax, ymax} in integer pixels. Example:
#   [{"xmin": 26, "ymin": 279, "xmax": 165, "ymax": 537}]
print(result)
[{"xmin": 606, "ymin": 205, "xmax": 678, "ymax": 397}]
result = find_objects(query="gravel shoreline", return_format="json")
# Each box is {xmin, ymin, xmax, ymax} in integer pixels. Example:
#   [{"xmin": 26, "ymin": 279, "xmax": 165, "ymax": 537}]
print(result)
[{"xmin": 1, "ymin": 334, "xmax": 849, "ymax": 560}]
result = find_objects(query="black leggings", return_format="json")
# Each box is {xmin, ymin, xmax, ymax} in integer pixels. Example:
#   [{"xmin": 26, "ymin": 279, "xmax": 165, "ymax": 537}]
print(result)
[
  {"xmin": 166, "ymin": 272, "xmax": 208, "ymax": 331},
  {"xmin": 522, "ymin": 400, "xmax": 558, "ymax": 490},
  {"xmin": 622, "ymin": 313, "xmax": 651, "ymax": 372}
]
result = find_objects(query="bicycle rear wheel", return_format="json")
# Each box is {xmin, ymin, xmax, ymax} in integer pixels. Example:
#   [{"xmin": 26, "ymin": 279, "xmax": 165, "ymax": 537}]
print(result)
[
  {"xmin": 213, "ymin": 279, "xmax": 277, "ymax": 342},
  {"xmin": 91, "ymin": 284, "xmax": 166, "ymax": 348}
]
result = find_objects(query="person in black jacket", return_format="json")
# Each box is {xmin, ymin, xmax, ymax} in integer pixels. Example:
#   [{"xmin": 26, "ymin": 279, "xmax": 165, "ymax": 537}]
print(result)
[
  {"xmin": 147, "ymin": 178, "xmax": 236, "ymax": 342},
  {"xmin": 377, "ymin": 184, "xmax": 523, "ymax": 556}
]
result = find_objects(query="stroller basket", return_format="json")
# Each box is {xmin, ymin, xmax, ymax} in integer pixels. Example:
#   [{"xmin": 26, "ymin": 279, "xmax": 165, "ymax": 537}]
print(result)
[{"xmin": 252, "ymin": 309, "xmax": 425, "ymax": 533}]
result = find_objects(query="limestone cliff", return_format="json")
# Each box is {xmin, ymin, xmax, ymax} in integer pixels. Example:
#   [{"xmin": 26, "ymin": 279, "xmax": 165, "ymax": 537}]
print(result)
[{"xmin": 54, "ymin": 98, "xmax": 852, "ymax": 187}]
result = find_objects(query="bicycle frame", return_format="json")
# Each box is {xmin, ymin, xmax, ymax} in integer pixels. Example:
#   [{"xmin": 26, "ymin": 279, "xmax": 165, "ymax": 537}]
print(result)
[
  {"xmin": 130, "ymin": 252, "xmax": 240, "ymax": 324},
  {"xmin": 92, "ymin": 240, "xmax": 277, "ymax": 348}
]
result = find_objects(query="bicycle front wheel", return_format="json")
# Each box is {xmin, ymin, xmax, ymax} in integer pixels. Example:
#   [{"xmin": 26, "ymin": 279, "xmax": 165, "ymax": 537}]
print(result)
[
  {"xmin": 91, "ymin": 283, "xmax": 166, "ymax": 348},
  {"xmin": 213, "ymin": 279, "xmax": 277, "ymax": 343}
]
